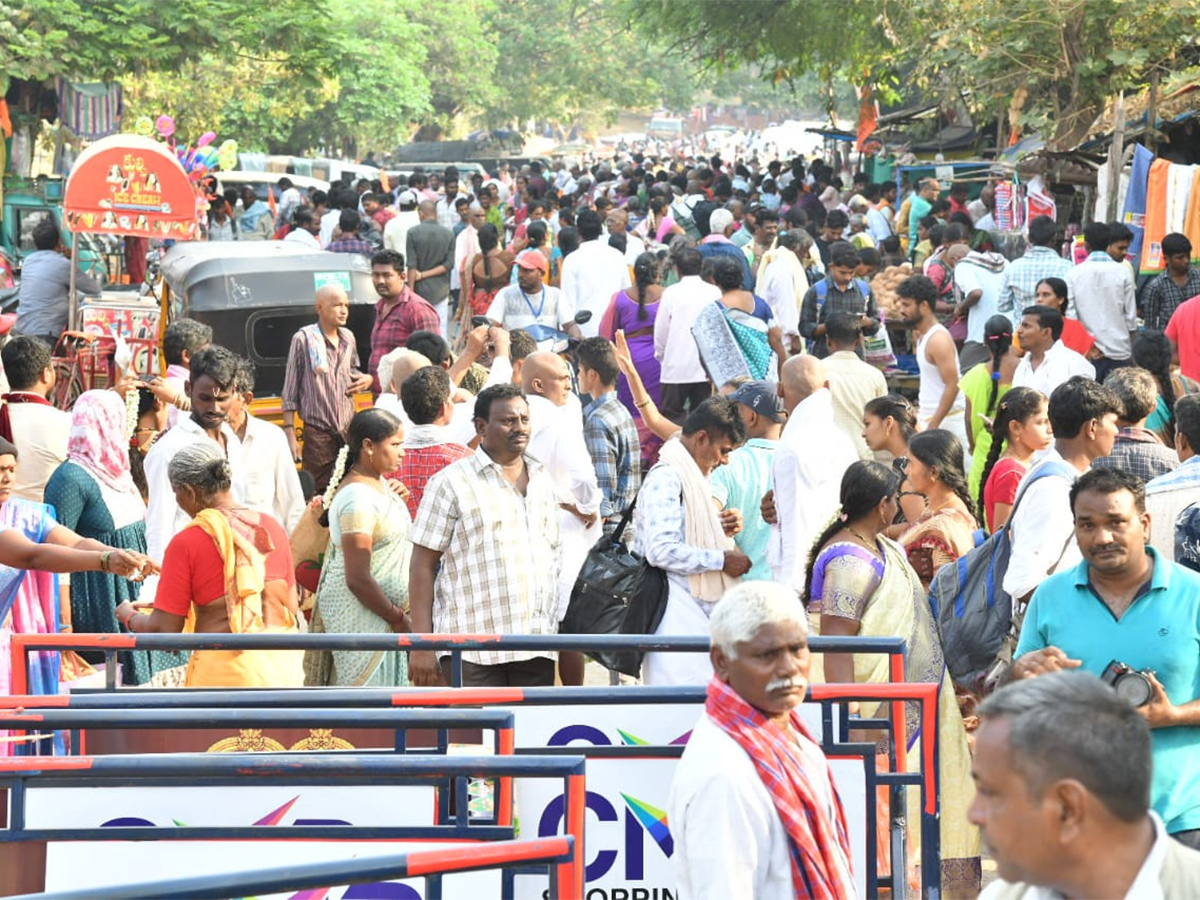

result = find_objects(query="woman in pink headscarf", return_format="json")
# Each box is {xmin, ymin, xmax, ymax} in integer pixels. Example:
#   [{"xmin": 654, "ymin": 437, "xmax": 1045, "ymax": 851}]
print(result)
[{"xmin": 44, "ymin": 390, "xmax": 182, "ymax": 685}]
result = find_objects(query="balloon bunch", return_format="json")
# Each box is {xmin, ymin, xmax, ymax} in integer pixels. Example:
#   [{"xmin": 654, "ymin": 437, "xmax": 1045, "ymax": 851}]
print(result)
[{"xmin": 143, "ymin": 115, "xmax": 239, "ymax": 183}]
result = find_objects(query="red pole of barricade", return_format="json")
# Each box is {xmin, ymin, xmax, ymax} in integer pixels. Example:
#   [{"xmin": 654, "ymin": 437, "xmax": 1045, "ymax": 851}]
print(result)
[
  {"xmin": 555, "ymin": 772, "xmax": 586, "ymax": 900},
  {"xmin": 888, "ymin": 650, "xmax": 907, "ymax": 773},
  {"xmin": 10, "ymin": 633, "xmax": 28, "ymax": 695},
  {"xmin": 497, "ymin": 725, "xmax": 515, "ymax": 828},
  {"xmin": 810, "ymin": 682, "xmax": 939, "ymax": 812}
]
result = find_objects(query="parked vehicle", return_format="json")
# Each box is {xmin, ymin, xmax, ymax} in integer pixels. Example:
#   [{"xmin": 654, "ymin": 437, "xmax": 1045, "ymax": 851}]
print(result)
[{"xmin": 159, "ymin": 241, "xmax": 376, "ymax": 403}]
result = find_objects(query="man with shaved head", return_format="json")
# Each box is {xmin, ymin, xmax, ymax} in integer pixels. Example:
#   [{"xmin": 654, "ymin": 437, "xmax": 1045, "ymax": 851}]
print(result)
[
  {"xmin": 375, "ymin": 347, "xmax": 433, "ymax": 424},
  {"xmin": 771, "ymin": 354, "xmax": 857, "ymax": 590},
  {"xmin": 405, "ymin": 198, "xmax": 456, "ymax": 337},
  {"xmin": 283, "ymin": 284, "xmax": 373, "ymax": 491},
  {"xmin": 523, "ymin": 351, "xmax": 602, "ymax": 685}
]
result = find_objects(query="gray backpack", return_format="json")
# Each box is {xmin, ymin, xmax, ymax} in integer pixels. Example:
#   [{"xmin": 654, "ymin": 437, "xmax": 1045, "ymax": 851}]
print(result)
[{"xmin": 929, "ymin": 461, "xmax": 1076, "ymax": 692}]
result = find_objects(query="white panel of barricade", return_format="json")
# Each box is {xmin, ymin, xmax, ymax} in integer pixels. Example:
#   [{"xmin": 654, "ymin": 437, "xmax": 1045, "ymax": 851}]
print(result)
[
  {"xmin": 506, "ymin": 702, "xmax": 867, "ymax": 900},
  {"xmin": 35, "ymin": 786, "xmax": 505, "ymax": 900},
  {"xmin": 45, "ymin": 842, "xmax": 499, "ymax": 899}
]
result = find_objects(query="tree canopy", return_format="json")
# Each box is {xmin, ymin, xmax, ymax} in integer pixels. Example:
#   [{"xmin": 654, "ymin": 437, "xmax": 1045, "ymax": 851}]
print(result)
[{"xmin": 628, "ymin": 0, "xmax": 1200, "ymax": 149}]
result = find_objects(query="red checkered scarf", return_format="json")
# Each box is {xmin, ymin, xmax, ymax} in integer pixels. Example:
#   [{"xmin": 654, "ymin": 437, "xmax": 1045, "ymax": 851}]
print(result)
[{"xmin": 705, "ymin": 676, "xmax": 854, "ymax": 899}]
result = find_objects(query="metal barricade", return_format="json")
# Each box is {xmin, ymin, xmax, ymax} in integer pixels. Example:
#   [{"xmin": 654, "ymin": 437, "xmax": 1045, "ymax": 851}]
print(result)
[
  {"xmin": 0, "ymin": 707, "xmax": 518, "ymax": 828},
  {"xmin": 9, "ymin": 837, "xmax": 576, "ymax": 900},
  {"xmin": 9, "ymin": 632, "xmax": 907, "ymax": 692},
  {"xmin": 0, "ymin": 753, "xmax": 587, "ymax": 899}
]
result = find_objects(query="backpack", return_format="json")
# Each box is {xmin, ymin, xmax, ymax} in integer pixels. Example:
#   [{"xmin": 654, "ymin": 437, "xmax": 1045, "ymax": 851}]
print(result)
[
  {"xmin": 691, "ymin": 200, "xmax": 719, "ymax": 237},
  {"xmin": 813, "ymin": 276, "xmax": 871, "ymax": 314},
  {"xmin": 807, "ymin": 278, "xmax": 872, "ymax": 353},
  {"xmin": 671, "ymin": 198, "xmax": 702, "ymax": 242},
  {"xmin": 929, "ymin": 461, "xmax": 1076, "ymax": 693}
]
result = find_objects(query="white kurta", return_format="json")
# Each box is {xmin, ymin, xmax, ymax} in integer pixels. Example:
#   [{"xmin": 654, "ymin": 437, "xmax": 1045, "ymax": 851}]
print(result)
[
  {"xmin": 526, "ymin": 394, "xmax": 602, "ymax": 620},
  {"xmin": 669, "ymin": 713, "xmax": 854, "ymax": 899}
]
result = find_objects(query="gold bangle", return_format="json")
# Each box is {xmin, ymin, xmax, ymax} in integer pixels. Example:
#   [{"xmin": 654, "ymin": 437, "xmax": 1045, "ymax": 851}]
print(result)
[
  {"xmin": 634, "ymin": 398, "xmax": 651, "ymax": 409},
  {"xmin": 100, "ymin": 551, "xmax": 111, "ymax": 573}
]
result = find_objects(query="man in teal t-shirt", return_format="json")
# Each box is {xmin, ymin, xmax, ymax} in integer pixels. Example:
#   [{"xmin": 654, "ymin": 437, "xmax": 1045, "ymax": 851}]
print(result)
[
  {"xmin": 711, "ymin": 381, "xmax": 784, "ymax": 581},
  {"xmin": 908, "ymin": 177, "xmax": 939, "ymax": 256},
  {"xmin": 1014, "ymin": 467, "xmax": 1200, "ymax": 843}
]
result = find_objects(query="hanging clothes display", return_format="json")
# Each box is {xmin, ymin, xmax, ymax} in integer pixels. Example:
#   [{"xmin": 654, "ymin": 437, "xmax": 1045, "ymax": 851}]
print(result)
[
  {"xmin": 1122, "ymin": 144, "xmax": 1154, "ymax": 267},
  {"xmin": 1141, "ymin": 158, "xmax": 1171, "ymax": 275},
  {"xmin": 55, "ymin": 79, "xmax": 123, "ymax": 140},
  {"xmin": 1167, "ymin": 164, "xmax": 1198, "ymax": 235},
  {"xmin": 1183, "ymin": 168, "xmax": 1200, "ymax": 254}
]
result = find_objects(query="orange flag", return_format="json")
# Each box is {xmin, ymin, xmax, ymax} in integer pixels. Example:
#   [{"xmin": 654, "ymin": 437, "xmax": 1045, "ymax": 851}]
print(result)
[{"xmin": 856, "ymin": 83, "xmax": 878, "ymax": 151}]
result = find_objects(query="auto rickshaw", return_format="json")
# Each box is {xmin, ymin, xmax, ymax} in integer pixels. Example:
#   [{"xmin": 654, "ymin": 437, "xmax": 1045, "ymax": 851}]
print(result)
[{"xmin": 158, "ymin": 241, "xmax": 377, "ymax": 420}]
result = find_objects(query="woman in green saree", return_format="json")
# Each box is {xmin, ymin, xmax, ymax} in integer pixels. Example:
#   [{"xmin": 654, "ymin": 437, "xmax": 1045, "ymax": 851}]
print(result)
[{"xmin": 805, "ymin": 460, "xmax": 980, "ymax": 898}]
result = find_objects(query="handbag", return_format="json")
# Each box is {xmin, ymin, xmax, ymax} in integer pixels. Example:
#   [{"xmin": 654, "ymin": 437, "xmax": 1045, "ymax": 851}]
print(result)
[
  {"xmin": 560, "ymin": 498, "xmax": 669, "ymax": 678},
  {"xmin": 290, "ymin": 499, "xmax": 331, "ymax": 594}
]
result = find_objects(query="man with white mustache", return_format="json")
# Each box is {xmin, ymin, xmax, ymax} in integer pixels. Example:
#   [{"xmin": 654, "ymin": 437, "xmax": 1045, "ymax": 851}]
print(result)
[{"xmin": 668, "ymin": 581, "xmax": 857, "ymax": 899}]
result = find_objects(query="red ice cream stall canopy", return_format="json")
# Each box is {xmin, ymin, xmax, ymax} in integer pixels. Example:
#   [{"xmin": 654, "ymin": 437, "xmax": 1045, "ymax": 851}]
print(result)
[{"xmin": 63, "ymin": 134, "xmax": 199, "ymax": 240}]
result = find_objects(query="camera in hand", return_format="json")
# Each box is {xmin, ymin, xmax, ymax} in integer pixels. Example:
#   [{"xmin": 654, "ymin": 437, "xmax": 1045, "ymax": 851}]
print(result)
[{"xmin": 1100, "ymin": 660, "xmax": 1154, "ymax": 707}]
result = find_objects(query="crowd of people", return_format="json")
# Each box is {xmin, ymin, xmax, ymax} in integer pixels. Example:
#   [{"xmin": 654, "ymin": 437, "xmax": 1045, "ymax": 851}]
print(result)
[{"xmin": 8, "ymin": 148, "xmax": 1200, "ymax": 897}]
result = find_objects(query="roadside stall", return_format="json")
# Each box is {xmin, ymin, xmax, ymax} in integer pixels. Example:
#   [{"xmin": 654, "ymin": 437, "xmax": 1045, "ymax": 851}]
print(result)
[{"xmin": 57, "ymin": 134, "xmax": 200, "ymax": 403}]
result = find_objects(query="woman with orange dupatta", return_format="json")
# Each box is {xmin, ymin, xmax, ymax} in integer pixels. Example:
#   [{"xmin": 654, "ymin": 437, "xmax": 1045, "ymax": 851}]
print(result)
[{"xmin": 116, "ymin": 443, "xmax": 303, "ymax": 687}]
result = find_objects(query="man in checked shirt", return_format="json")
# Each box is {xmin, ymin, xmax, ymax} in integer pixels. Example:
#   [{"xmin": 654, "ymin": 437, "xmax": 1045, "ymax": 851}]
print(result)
[{"xmin": 408, "ymin": 383, "xmax": 561, "ymax": 688}]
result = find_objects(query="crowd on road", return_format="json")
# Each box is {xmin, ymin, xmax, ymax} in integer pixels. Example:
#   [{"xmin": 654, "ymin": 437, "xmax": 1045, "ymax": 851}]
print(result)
[{"xmin": 8, "ymin": 148, "xmax": 1200, "ymax": 898}]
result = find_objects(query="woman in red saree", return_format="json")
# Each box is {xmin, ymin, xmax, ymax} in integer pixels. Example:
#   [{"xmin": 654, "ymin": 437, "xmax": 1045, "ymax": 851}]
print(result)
[{"xmin": 117, "ymin": 442, "xmax": 303, "ymax": 687}]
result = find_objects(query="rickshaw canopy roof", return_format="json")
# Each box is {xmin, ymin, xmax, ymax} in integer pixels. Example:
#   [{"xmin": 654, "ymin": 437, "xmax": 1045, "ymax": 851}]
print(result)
[
  {"xmin": 64, "ymin": 134, "xmax": 199, "ymax": 240},
  {"xmin": 161, "ymin": 241, "xmax": 376, "ymax": 312}
]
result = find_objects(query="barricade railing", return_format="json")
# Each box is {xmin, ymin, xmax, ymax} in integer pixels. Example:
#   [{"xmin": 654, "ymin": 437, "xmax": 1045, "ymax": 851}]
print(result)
[
  {"xmin": 2, "ymin": 681, "xmax": 936, "ymax": 898},
  {"xmin": 5, "ymin": 633, "xmax": 922, "ymax": 897},
  {"xmin": 8, "ymin": 836, "xmax": 576, "ymax": 900},
  {"xmin": 9, "ymin": 631, "xmax": 907, "ymax": 692},
  {"xmin": 0, "ymin": 707, "xmax": 518, "ymax": 827},
  {"xmin": 0, "ymin": 752, "xmax": 588, "ymax": 899}
]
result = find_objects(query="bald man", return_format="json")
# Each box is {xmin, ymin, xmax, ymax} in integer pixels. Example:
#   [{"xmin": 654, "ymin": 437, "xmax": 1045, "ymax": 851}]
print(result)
[
  {"xmin": 523, "ymin": 351, "xmax": 602, "ymax": 685},
  {"xmin": 375, "ymin": 347, "xmax": 433, "ymax": 424},
  {"xmin": 405, "ymin": 198, "xmax": 456, "ymax": 336},
  {"xmin": 282, "ymin": 285, "xmax": 373, "ymax": 491},
  {"xmin": 377, "ymin": 326, "xmax": 513, "ymax": 448},
  {"xmin": 770, "ymin": 355, "xmax": 857, "ymax": 590}
]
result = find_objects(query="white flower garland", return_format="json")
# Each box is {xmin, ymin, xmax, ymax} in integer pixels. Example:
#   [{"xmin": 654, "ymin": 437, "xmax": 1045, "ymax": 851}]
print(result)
[
  {"xmin": 124, "ymin": 383, "xmax": 140, "ymax": 441},
  {"xmin": 322, "ymin": 444, "xmax": 351, "ymax": 510}
]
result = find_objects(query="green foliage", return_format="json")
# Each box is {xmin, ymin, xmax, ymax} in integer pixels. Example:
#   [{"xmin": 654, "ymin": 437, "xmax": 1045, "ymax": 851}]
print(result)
[
  {"xmin": 406, "ymin": 0, "xmax": 500, "ymax": 133},
  {"xmin": 628, "ymin": 0, "xmax": 1200, "ymax": 149},
  {"xmin": 481, "ymin": 0, "xmax": 671, "ymax": 129},
  {"xmin": 1, "ymin": 0, "xmax": 336, "ymax": 87}
]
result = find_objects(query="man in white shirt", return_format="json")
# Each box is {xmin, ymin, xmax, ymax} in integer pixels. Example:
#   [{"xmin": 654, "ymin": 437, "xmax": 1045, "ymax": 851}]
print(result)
[
  {"xmin": 1066, "ymin": 221, "xmax": 1137, "ymax": 381},
  {"xmin": 655, "ymin": 248, "xmax": 719, "ymax": 423},
  {"xmin": 822, "ymin": 313, "xmax": 888, "ymax": 460},
  {"xmin": 669, "ymin": 581, "xmax": 857, "ymax": 900},
  {"xmin": 605, "ymin": 207, "xmax": 646, "ymax": 265},
  {"xmin": 452, "ymin": 204, "xmax": 485, "ymax": 301},
  {"xmin": 771, "ymin": 355, "xmax": 856, "ymax": 590},
  {"xmin": 559, "ymin": 209, "xmax": 631, "ymax": 338},
  {"xmin": 523, "ymin": 351, "xmax": 602, "ymax": 686},
  {"xmin": 227, "ymin": 359, "xmax": 304, "ymax": 532},
  {"xmin": 485, "ymin": 251, "xmax": 579, "ymax": 347},
  {"xmin": 1012, "ymin": 305, "xmax": 1095, "ymax": 396},
  {"xmin": 1002, "ymin": 376, "xmax": 1120, "ymax": 602},
  {"xmin": 143, "ymin": 346, "xmax": 249, "ymax": 604},
  {"xmin": 954, "ymin": 249, "xmax": 1009, "ymax": 369},
  {"xmin": 970, "ymin": 671, "xmax": 1200, "ymax": 900},
  {"xmin": 435, "ymin": 172, "xmax": 467, "ymax": 231},
  {"xmin": 282, "ymin": 207, "xmax": 321, "ymax": 250},
  {"xmin": 757, "ymin": 230, "xmax": 804, "ymax": 354},
  {"xmin": 0, "ymin": 336, "xmax": 71, "ymax": 502},
  {"xmin": 383, "ymin": 190, "xmax": 421, "ymax": 254}
]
